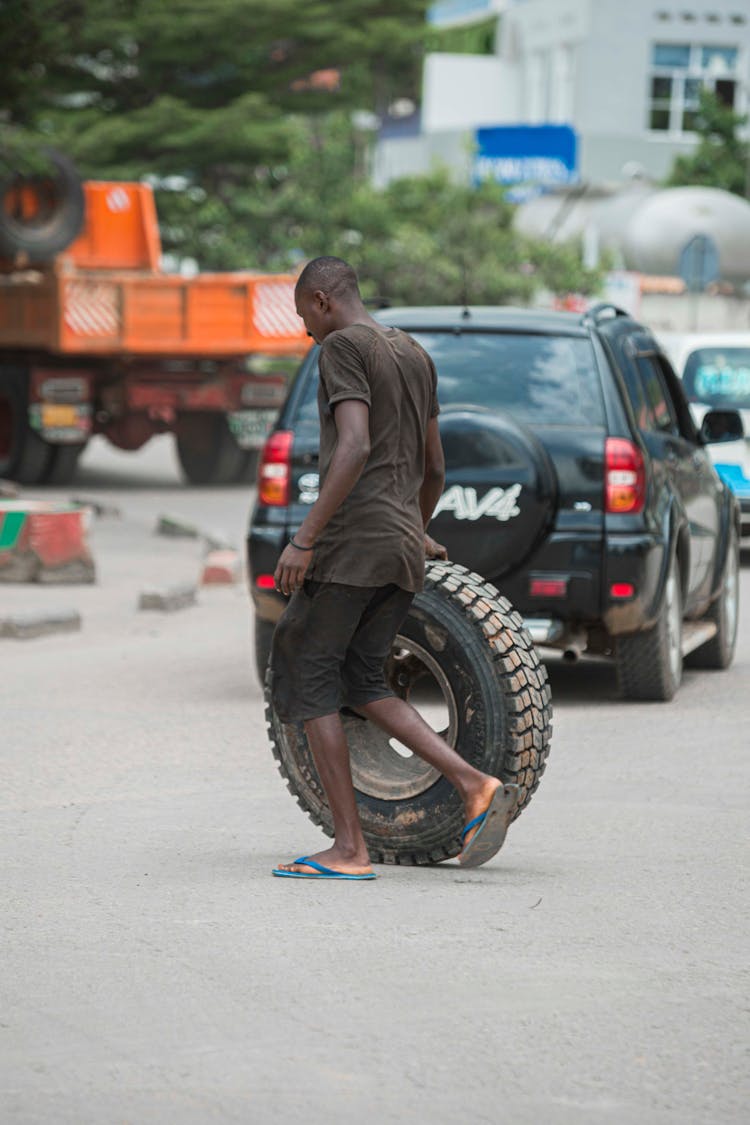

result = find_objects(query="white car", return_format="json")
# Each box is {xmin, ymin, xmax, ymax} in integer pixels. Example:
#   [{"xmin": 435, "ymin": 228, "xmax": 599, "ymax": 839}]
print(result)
[{"xmin": 658, "ymin": 332, "xmax": 750, "ymax": 538}]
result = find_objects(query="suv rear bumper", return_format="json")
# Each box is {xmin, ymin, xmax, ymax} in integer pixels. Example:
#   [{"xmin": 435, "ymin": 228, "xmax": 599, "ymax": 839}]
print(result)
[
  {"xmin": 249, "ymin": 524, "xmax": 669, "ymax": 641},
  {"xmin": 602, "ymin": 529, "xmax": 666, "ymax": 635}
]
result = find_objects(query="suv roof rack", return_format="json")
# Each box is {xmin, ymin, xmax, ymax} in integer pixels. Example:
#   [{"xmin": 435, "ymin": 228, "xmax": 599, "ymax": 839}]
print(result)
[{"xmin": 581, "ymin": 303, "xmax": 630, "ymax": 325}]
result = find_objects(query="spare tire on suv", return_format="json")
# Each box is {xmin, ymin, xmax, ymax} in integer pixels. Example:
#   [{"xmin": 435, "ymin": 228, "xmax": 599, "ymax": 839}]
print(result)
[
  {"xmin": 433, "ymin": 407, "xmax": 559, "ymax": 578},
  {"xmin": 264, "ymin": 562, "xmax": 552, "ymax": 865}
]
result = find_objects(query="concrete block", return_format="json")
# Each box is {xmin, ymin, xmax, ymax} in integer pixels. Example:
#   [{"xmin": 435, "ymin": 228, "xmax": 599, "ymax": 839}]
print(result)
[
  {"xmin": 201, "ymin": 549, "xmax": 241, "ymax": 585},
  {"xmin": 0, "ymin": 501, "xmax": 96, "ymax": 584},
  {"xmin": 70, "ymin": 497, "xmax": 122, "ymax": 519},
  {"xmin": 138, "ymin": 584, "xmax": 197, "ymax": 612},
  {"xmin": 0, "ymin": 609, "xmax": 82, "ymax": 639},
  {"xmin": 37, "ymin": 559, "xmax": 96, "ymax": 584},
  {"xmin": 155, "ymin": 515, "xmax": 200, "ymax": 539},
  {"xmin": 201, "ymin": 529, "xmax": 235, "ymax": 551},
  {"xmin": 0, "ymin": 479, "xmax": 20, "ymax": 499}
]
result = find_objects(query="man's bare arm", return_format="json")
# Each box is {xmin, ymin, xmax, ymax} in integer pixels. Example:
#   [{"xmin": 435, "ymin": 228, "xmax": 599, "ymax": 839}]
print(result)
[
  {"xmin": 274, "ymin": 399, "xmax": 370, "ymax": 594},
  {"xmin": 420, "ymin": 416, "xmax": 447, "ymax": 559}
]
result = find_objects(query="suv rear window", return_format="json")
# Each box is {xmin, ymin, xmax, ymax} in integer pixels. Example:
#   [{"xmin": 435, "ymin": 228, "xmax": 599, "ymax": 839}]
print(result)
[
  {"xmin": 682, "ymin": 347, "xmax": 750, "ymax": 410},
  {"xmin": 294, "ymin": 331, "xmax": 604, "ymax": 427}
]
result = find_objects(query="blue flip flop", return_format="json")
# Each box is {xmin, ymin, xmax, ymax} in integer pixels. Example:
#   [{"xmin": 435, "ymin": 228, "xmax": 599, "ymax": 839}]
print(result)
[
  {"xmin": 272, "ymin": 856, "xmax": 377, "ymax": 880},
  {"xmin": 458, "ymin": 783, "xmax": 520, "ymax": 868}
]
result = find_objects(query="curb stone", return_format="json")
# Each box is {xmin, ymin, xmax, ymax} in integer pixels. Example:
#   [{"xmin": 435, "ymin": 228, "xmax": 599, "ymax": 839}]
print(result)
[
  {"xmin": 70, "ymin": 497, "xmax": 122, "ymax": 519},
  {"xmin": 138, "ymin": 584, "xmax": 197, "ymax": 612},
  {"xmin": 201, "ymin": 549, "xmax": 241, "ymax": 585},
  {"xmin": 0, "ymin": 610, "xmax": 82, "ymax": 639},
  {"xmin": 155, "ymin": 515, "xmax": 200, "ymax": 539}
]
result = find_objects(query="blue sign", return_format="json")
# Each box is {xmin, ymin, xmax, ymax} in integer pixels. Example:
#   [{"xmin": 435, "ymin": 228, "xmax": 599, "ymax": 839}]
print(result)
[{"xmin": 473, "ymin": 125, "xmax": 579, "ymax": 200}]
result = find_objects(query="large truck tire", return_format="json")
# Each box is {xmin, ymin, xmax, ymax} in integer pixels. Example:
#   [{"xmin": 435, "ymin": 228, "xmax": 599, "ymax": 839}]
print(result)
[
  {"xmin": 264, "ymin": 561, "xmax": 553, "ymax": 865},
  {"xmin": 0, "ymin": 150, "xmax": 85, "ymax": 260},
  {"xmin": 615, "ymin": 554, "xmax": 683, "ymax": 701},
  {"xmin": 254, "ymin": 617, "xmax": 276, "ymax": 682},
  {"xmin": 0, "ymin": 365, "xmax": 53, "ymax": 484},
  {"xmin": 175, "ymin": 413, "xmax": 247, "ymax": 485},
  {"xmin": 42, "ymin": 442, "xmax": 86, "ymax": 486}
]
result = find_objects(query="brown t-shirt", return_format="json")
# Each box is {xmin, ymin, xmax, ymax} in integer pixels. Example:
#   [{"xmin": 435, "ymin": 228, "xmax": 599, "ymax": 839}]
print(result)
[{"xmin": 308, "ymin": 323, "xmax": 439, "ymax": 593}]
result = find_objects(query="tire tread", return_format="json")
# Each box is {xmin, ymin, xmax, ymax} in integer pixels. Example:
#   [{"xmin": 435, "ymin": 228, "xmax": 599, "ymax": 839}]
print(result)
[{"xmin": 264, "ymin": 561, "xmax": 553, "ymax": 865}]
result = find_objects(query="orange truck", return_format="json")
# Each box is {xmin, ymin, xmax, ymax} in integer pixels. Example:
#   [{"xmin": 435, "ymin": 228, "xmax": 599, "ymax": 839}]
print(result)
[{"xmin": 0, "ymin": 154, "xmax": 309, "ymax": 484}]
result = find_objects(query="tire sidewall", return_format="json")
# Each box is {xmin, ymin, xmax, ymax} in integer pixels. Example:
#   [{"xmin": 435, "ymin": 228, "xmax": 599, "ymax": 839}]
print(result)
[
  {"xmin": 663, "ymin": 553, "xmax": 683, "ymax": 696},
  {"xmin": 715, "ymin": 525, "xmax": 740, "ymax": 665},
  {"xmin": 0, "ymin": 373, "xmax": 24, "ymax": 477},
  {"xmin": 265, "ymin": 563, "xmax": 552, "ymax": 864}
]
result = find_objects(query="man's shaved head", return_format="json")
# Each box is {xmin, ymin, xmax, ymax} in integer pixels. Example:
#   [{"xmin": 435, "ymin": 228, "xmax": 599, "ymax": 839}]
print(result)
[{"xmin": 295, "ymin": 256, "xmax": 361, "ymax": 300}]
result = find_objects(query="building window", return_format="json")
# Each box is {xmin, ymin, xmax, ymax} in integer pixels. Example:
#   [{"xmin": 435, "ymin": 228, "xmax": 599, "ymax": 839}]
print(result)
[{"xmin": 648, "ymin": 42, "xmax": 739, "ymax": 133}]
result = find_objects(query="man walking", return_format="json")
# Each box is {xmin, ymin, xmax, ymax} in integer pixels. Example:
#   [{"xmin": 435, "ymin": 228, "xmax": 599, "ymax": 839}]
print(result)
[{"xmin": 270, "ymin": 257, "xmax": 517, "ymax": 880}]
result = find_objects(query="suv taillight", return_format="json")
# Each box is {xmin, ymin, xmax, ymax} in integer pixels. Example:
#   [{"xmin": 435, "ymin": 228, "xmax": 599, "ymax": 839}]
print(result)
[
  {"xmin": 605, "ymin": 438, "xmax": 645, "ymax": 514},
  {"xmin": 258, "ymin": 430, "xmax": 293, "ymax": 506}
]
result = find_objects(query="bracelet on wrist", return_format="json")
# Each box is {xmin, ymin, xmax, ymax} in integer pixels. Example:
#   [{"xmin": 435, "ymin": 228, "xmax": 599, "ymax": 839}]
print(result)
[{"xmin": 289, "ymin": 536, "xmax": 314, "ymax": 552}]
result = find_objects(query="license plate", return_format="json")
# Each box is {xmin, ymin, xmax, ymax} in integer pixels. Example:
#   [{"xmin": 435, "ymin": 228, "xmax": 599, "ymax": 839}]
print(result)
[
  {"xmin": 41, "ymin": 404, "xmax": 79, "ymax": 427},
  {"xmin": 228, "ymin": 409, "xmax": 279, "ymax": 450}
]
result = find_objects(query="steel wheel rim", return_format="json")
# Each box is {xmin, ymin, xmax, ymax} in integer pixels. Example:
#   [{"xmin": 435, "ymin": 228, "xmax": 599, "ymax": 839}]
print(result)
[{"xmin": 345, "ymin": 634, "xmax": 458, "ymax": 801}]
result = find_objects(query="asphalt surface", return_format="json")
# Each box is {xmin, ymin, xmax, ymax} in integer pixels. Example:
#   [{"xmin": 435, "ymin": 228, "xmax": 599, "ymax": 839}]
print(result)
[{"xmin": 2, "ymin": 436, "xmax": 748, "ymax": 1124}]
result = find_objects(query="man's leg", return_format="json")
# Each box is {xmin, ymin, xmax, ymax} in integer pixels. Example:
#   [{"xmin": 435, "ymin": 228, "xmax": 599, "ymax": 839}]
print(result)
[
  {"xmin": 356, "ymin": 696, "xmax": 502, "ymax": 846},
  {"xmin": 275, "ymin": 712, "xmax": 373, "ymax": 876},
  {"xmin": 271, "ymin": 582, "xmax": 380, "ymax": 876},
  {"xmin": 343, "ymin": 585, "xmax": 507, "ymax": 850}
]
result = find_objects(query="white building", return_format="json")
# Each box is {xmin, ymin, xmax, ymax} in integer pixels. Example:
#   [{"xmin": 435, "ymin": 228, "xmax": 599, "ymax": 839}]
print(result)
[{"xmin": 374, "ymin": 0, "xmax": 750, "ymax": 187}]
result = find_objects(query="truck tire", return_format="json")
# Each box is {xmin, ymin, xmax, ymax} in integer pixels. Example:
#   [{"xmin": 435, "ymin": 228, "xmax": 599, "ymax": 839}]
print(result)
[
  {"xmin": 42, "ymin": 443, "xmax": 86, "ymax": 485},
  {"xmin": 254, "ymin": 616, "xmax": 276, "ymax": 682},
  {"xmin": 175, "ymin": 413, "xmax": 247, "ymax": 485},
  {"xmin": 686, "ymin": 524, "xmax": 739, "ymax": 670},
  {"xmin": 0, "ymin": 365, "xmax": 53, "ymax": 484},
  {"xmin": 237, "ymin": 449, "xmax": 260, "ymax": 483},
  {"xmin": 0, "ymin": 150, "xmax": 85, "ymax": 260},
  {"xmin": 615, "ymin": 554, "xmax": 683, "ymax": 701},
  {"xmin": 264, "ymin": 561, "xmax": 553, "ymax": 865}
]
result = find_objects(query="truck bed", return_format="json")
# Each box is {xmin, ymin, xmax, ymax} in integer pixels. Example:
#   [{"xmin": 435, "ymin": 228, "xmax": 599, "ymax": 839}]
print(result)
[{"xmin": 0, "ymin": 266, "xmax": 307, "ymax": 357}]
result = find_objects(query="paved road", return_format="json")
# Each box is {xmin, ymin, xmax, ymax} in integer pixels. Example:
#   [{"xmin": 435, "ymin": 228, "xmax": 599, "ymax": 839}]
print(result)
[{"xmin": 2, "ymin": 437, "xmax": 748, "ymax": 1124}]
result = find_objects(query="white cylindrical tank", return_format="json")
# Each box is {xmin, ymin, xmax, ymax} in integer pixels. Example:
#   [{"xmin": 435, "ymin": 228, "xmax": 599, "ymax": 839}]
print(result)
[{"xmin": 621, "ymin": 187, "xmax": 750, "ymax": 283}]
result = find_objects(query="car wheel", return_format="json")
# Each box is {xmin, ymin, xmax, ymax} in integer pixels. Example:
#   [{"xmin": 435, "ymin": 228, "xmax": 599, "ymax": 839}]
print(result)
[
  {"xmin": 615, "ymin": 554, "xmax": 683, "ymax": 701},
  {"xmin": 686, "ymin": 524, "xmax": 740, "ymax": 670},
  {"xmin": 264, "ymin": 561, "xmax": 553, "ymax": 865}
]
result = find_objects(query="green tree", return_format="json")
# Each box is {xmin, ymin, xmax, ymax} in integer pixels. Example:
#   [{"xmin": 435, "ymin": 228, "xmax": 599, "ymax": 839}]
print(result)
[
  {"xmin": 0, "ymin": 0, "xmax": 429, "ymax": 175},
  {"xmin": 0, "ymin": 0, "xmax": 601, "ymax": 300},
  {"xmin": 1, "ymin": 0, "xmax": 430, "ymax": 260},
  {"xmin": 666, "ymin": 89, "xmax": 749, "ymax": 198},
  {"xmin": 340, "ymin": 170, "xmax": 603, "ymax": 305}
]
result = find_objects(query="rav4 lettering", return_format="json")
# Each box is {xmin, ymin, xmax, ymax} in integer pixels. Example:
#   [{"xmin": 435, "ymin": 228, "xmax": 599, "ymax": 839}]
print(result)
[{"xmin": 434, "ymin": 483, "xmax": 522, "ymax": 522}]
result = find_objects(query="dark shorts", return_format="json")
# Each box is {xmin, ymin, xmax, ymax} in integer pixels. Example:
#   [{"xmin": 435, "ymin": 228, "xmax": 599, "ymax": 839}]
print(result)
[{"xmin": 269, "ymin": 580, "xmax": 415, "ymax": 723}]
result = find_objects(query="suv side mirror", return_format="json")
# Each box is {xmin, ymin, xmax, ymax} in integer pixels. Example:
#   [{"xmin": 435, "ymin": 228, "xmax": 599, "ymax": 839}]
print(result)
[{"xmin": 700, "ymin": 409, "xmax": 745, "ymax": 444}]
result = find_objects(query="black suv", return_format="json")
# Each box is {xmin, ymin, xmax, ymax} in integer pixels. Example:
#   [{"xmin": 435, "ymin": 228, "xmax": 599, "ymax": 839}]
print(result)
[{"xmin": 248, "ymin": 305, "xmax": 741, "ymax": 701}]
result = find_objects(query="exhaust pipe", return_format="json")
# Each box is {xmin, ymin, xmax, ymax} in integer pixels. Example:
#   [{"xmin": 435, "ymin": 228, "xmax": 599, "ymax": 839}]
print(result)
[{"xmin": 561, "ymin": 629, "xmax": 587, "ymax": 663}]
